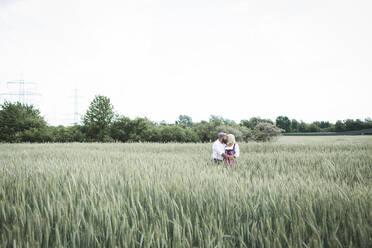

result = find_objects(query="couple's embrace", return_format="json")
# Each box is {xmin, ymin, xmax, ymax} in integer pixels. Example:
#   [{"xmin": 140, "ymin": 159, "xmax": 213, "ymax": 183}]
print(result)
[{"xmin": 212, "ymin": 132, "xmax": 240, "ymax": 167}]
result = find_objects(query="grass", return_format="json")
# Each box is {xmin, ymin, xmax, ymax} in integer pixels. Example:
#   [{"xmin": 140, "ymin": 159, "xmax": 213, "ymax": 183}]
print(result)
[{"xmin": 1, "ymin": 136, "xmax": 372, "ymax": 247}]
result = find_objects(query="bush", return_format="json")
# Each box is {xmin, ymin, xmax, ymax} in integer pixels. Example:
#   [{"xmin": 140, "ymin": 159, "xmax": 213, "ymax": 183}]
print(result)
[
  {"xmin": 127, "ymin": 118, "xmax": 156, "ymax": 142},
  {"xmin": 48, "ymin": 125, "xmax": 86, "ymax": 142},
  {"xmin": 240, "ymin": 117, "xmax": 273, "ymax": 129},
  {"xmin": 215, "ymin": 125, "xmax": 252, "ymax": 142},
  {"xmin": 0, "ymin": 101, "xmax": 47, "ymax": 143},
  {"xmin": 156, "ymin": 125, "xmax": 200, "ymax": 143},
  {"xmin": 192, "ymin": 121, "xmax": 218, "ymax": 142},
  {"xmin": 21, "ymin": 127, "xmax": 51, "ymax": 143},
  {"xmin": 110, "ymin": 116, "xmax": 132, "ymax": 142},
  {"xmin": 253, "ymin": 122, "xmax": 283, "ymax": 142}
]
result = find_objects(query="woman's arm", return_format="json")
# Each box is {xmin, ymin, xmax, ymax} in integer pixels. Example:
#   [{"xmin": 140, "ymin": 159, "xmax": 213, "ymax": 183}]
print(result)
[{"xmin": 234, "ymin": 144, "xmax": 240, "ymax": 158}]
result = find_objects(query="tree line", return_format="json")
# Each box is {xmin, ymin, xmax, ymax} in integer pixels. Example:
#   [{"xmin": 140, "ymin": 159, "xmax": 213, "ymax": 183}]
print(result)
[
  {"xmin": 0, "ymin": 95, "xmax": 371, "ymax": 143},
  {"xmin": 274, "ymin": 116, "xmax": 372, "ymax": 133}
]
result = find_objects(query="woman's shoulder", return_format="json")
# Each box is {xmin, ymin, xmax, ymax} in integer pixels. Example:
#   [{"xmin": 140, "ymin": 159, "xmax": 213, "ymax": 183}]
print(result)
[{"xmin": 229, "ymin": 143, "xmax": 239, "ymax": 149}]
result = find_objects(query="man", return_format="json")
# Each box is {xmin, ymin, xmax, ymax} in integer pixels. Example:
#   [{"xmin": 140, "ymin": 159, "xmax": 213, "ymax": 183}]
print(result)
[{"xmin": 212, "ymin": 132, "xmax": 228, "ymax": 163}]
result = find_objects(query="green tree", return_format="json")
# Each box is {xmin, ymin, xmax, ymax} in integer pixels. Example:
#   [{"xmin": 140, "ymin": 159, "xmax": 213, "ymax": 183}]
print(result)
[
  {"xmin": 363, "ymin": 118, "xmax": 372, "ymax": 129},
  {"xmin": 83, "ymin": 95, "xmax": 114, "ymax": 142},
  {"xmin": 344, "ymin": 119, "xmax": 364, "ymax": 131},
  {"xmin": 297, "ymin": 121, "xmax": 308, "ymax": 132},
  {"xmin": 334, "ymin": 120, "xmax": 345, "ymax": 132},
  {"xmin": 275, "ymin": 116, "xmax": 291, "ymax": 132},
  {"xmin": 240, "ymin": 117, "xmax": 273, "ymax": 129},
  {"xmin": 48, "ymin": 125, "xmax": 86, "ymax": 142},
  {"xmin": 110, "ymin": 116, "xmax": 132, "ymax": 142},
  {"xmin": 308, "ymin": 123, "xmax": 321, "ymax": 132},
  {"xmin": 192, "ymin": 121, "xmax": 217, "ymax": 142},
  {"xmin": 158, "ymin": 125, "xmax": 186, "ymax": 142},
  {"xmin": 0, "ymin": 101, "xmax": 47, "ymax": 142},
  {"xmin": 253, "ymin": 122, "xmax": 283, "ymax": 142},
  {"xmin": 312, "ymin": 121, "xmax": 332, "ymax": 130},
  {"xmin": 159, "ymin": 120, "xmax": 167, "ymax": 126},
  {"xmin": 215, "ymin": 124, "xmax": 252, "ymax": 142},
  {"xmin": 291, "ymin": 119, "xmax": 299, "ymax": 132},
  {"xmin": 127, "ymin": 117, "xmax": 156, "ymax": 142},
  {"xmin": 110, "ymin": 116, "xmax": 160, "ymax": 142},
  {"xmin": 209, "ymin": 115, "xmax": 235, "ymax": 125},
  {"xmin": 175, "ymin": 115, "xmax": 193, "ymax": 127}
]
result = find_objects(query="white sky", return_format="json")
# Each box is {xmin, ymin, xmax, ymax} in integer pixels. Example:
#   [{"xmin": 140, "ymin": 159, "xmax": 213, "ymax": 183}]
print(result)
[{"xmin": 0, "ymin": 0, "xmax": 371, "ymax": 126}]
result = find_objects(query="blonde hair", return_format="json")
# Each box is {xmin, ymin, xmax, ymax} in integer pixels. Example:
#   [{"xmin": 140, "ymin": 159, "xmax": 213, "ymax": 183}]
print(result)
[{"xmin": 227, "ymin": 134, "xmax": 236, "ymax": 144}]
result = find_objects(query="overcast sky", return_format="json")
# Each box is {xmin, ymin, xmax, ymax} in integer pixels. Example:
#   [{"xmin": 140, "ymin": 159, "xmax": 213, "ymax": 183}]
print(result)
[{"xmin": 0, "ymin": 0, "xmax": 371, "ymax": 125}]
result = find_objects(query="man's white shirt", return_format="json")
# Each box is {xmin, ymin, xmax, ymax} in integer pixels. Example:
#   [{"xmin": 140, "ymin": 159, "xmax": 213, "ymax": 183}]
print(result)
[{"xmin": 212, "ymin": 139, "xmax": 226, "ymax": 160}]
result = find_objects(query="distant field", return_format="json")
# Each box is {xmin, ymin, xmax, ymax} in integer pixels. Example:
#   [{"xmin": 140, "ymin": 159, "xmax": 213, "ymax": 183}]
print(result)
[
  {"xmin": 1, "ymin": 137, "xmax": 372, "ymax": 247},
  {"xmin": 276, "ymin": 135, "xmax": 372, "ymax": 144}
]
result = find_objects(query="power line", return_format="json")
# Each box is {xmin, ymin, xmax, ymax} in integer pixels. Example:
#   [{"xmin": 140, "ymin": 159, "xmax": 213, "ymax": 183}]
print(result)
[{"xmin": 1, "ymin": 79, "xmax": 41, "ymax": 104}]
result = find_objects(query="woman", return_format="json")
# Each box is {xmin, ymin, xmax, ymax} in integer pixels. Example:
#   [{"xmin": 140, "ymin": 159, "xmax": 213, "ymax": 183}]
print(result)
[{"xmin": 224, "ymin": 134, "xmax": 240, "ymax": 167}]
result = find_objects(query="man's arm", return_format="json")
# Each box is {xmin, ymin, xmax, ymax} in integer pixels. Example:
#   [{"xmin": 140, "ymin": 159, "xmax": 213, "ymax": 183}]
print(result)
[
  {"xmin": 213, "ymin": 142, "xmax": 228, "ymax": 159},
  {"xmin": 212, "ymin": 142, "xmax": 218, "ymax": 155}
]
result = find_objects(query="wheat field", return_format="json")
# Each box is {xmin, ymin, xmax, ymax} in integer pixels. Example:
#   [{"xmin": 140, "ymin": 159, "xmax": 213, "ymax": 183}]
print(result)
[{"xmin": 1, "ymin": 136, "xmax": 372, "ymax": 247}]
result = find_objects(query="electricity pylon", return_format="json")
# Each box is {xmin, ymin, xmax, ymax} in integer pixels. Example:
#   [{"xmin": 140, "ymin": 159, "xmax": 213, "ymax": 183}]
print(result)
[
  {"xmin": 0, "ymin": 79, "xmax": 41, "ymax": 104},
  {"xmin": 69, "ymin": 88, "xmax": 82, "ymax": 125}
]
